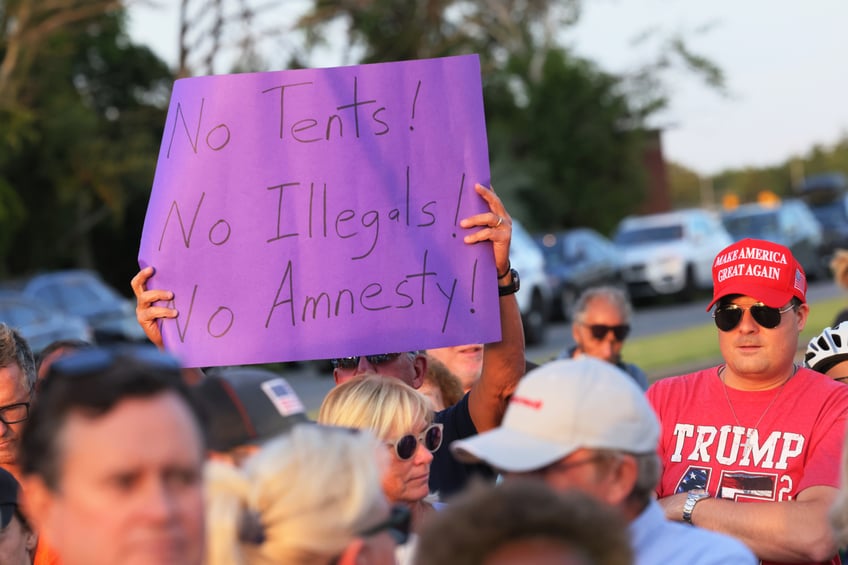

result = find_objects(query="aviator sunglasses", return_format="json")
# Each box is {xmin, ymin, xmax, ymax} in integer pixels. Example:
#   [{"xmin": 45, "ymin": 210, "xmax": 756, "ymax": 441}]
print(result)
[
  {"xmin": 386, "ymin": 423, "xmax": 444, "ymax": 460},
  {"xmin": 583, "ymin": 323, "xmax": 630, "ymax": 342},
  {"xmin": 712, "ymin": 303, "xmax": 795, "ymax": 332},
  {"xmin": 331, "ymin": 353, "xmax": 404, "ymax": 370}
]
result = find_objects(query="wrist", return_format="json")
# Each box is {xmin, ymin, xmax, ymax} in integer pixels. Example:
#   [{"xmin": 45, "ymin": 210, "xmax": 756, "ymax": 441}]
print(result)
[
  {"xmin": 682, "ymin": 490, "xmax": 710, "ymax": 525},
  {"xmin": 498, "ymin": 268, "xmax": 520, "ymax": 297},
  {"xmin": 497, "ymin": 261, "xmax": 512, "ymax": 280}
]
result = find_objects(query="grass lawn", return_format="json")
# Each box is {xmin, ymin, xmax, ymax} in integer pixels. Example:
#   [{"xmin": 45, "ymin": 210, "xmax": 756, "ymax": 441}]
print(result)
[{"xmin": 624, "ymin": 296, "xmax": 847, "ymax": 375}]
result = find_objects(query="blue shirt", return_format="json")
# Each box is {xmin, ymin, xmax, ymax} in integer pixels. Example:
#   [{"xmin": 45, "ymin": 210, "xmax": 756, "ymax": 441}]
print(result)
[{"xmin": 631, "ymin": 500, "xmax": 756, "ymax": 565}]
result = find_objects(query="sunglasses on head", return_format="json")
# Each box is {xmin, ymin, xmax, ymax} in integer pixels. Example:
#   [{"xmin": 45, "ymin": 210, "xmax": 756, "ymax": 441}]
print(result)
[
  {"xmin": 386, "ymin": 423, "xmax": 443, "ymax": 460},
  {"xmin": 48, "ymin": 345, "xmax": 182, "ymax": 379},
  {"xmin": 360, "ymin": 504, "xmax": 412, "ymax": 545},
  {"xmin": 330, "ymin": 353, "xmax": 404, "ymax": 370},
  {"xmin": 712, "ymin": 303, "xmax": 795, "ymax": 332},
  {"xmin": 583, "ymin": 324, "xmax": 630, "ymax": 342}
]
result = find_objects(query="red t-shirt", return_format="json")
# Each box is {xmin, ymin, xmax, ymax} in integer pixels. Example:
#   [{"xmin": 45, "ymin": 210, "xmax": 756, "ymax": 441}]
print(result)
[{"xmin": 648, "ymin": 366, "xmax": 848, "ymax": 565}]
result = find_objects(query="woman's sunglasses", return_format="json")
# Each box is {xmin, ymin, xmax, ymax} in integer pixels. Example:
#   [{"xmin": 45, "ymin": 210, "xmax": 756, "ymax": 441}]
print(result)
[
  {"xmin": 712, "ymin": 303, "xmax": 795, "ymax": 332},
  {"xmin": 386, "ymin": 423, "xmax": 443, "ymax": 460}
]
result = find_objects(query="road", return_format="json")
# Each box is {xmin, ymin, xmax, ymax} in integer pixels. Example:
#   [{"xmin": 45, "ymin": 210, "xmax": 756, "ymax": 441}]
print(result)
[{"xmin": 285, "ymin": 279, "xmax": 845, "ymax": 412}]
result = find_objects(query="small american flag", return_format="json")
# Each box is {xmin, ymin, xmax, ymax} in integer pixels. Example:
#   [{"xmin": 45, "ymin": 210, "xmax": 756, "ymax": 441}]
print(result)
[
  {"xmin": 676, "ymin": 467, "xmax": 710, "ymax": 493},
  {"xmin": 261, "ymin": 378, "xmax": 305, "ymax": 417},
  {"xmin": 794, "ymin": 268, "xmax": 806, "ymax": 294}
]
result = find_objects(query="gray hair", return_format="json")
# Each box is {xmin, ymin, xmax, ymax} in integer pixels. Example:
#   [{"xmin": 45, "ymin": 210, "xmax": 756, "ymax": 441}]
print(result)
[
  {"xmin": 591, "ymin": 450, "xmax": 659, "ymax": 506},
  {"xmin": 0, "ymin": 323, "xmax": 36, "ymax": 391},
  {"xmin": 573, "ymin": 286, "xmax": 633, "ymax": 325}
]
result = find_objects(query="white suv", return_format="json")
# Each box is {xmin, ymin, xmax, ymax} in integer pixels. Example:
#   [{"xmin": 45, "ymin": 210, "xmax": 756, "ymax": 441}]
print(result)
[
  {"xmin": 510, "ymin": 220, "xmax": 552, "ymax": 345},
  {"xmin": 613, "ymin": 209, "xmax": 733, "ymax": 300}
]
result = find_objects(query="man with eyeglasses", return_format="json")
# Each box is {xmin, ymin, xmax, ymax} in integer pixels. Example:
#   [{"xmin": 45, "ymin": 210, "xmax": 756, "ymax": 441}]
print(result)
[
  {"xmin": 18, "ymin": 346, "xmax": 205, "ymax": 565},
  {"xmin": 647, "ymin": 238, "xmax": 848, "ymax": 565},
  {"xmin": 450, "ymin": 357, "xmax": 755, "ymax": 564},
  {"xmin": 0, "ymin": 324, "xmax": 36, "ymax": 482},
  {"xmin": 560, "ymin": 285, "xmax": 648, "ymax": 390}
]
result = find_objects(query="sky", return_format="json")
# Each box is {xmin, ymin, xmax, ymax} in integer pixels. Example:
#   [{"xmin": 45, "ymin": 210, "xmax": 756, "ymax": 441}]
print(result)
[{"xmin": 127, "ymin": 0, "xmax": 848, "ymax": 176}]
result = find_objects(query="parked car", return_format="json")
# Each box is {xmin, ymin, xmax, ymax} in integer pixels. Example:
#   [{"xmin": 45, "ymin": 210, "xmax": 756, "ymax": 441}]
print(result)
[
  {"xmin": 535, "ymin": 228, "xmax": 626, "ymax": 320},
  {"xmin": 0, "ymin": 291, "xmax": 93, "ymax": 354},
  {"xmin": 23, "ymin": 270, "xmax": 147, "ymax": 344},
  {"xmin": 798, "ymin": 173, "xmax": 848, "ymax": 269},
  {"xmin": 721, "ymin": 199, "xmax": 825, "ymax": 279},
  {"xmin": 510, "ymin": 220, "xmax": 553, "ymax": 345},
  {"xmin": 613, "ymin": 209, "xmax": 733, "ymax": 301}
]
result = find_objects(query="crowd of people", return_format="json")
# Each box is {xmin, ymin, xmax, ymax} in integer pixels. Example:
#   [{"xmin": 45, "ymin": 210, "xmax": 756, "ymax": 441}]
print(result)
[{"xmin": 3, "ymin": 182, "xmax": 848, "ymax": 564}]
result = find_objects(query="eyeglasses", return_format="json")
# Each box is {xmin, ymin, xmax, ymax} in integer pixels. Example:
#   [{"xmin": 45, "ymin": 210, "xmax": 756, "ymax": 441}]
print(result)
[
  {"xmin": 330, "ymin": 353, "xmax": 404, "ymax": 370},
  {"xmin": 386, "ymin": 423, "xmax": 443, "ymax": 460},
  {"xmin": 360, "ymin": 504, "xmax": 411, "ymax": 544},
  {"xmin": 583, "ymin": 323, "xmax": 630, "ymax": 342},
  {"xmin": 712, "ymin": 303, "xmax": 795, "ymax": 332},
  {"xmin": 48, "ymin": 345, "xmax": 182, "ymax": 379},
  {"xmin": 0, "ymin": 402, "xmax": 29, "ymax": 426}
]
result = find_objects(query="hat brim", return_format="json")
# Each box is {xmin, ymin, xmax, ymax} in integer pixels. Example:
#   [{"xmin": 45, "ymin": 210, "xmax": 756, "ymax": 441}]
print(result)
[
  {"xmin": 707, "ymin": 281, "xmax": 795, "ymax": 311},
  {"xmin": 450, "ymin": 427, "xmax": 577, "ymax": 473}
]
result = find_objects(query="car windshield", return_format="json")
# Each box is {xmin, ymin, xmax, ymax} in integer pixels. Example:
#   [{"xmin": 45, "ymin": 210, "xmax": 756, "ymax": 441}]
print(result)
[
  {"xmin": 722, "ymin": 212, "xmax": 780, "ymax": 239},
  {"xmin": 807, "ymin": 201, "xmax": 847, "ymax": 229},
  {"xmin": 614, "ymin": 224, "xmax": 683, "ymax": 246}
]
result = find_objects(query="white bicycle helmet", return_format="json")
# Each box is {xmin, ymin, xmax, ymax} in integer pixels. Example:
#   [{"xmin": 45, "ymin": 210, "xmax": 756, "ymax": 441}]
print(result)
[{"xmin": 805, "ymin": 321, "xmax": 848, "ymax": 374}]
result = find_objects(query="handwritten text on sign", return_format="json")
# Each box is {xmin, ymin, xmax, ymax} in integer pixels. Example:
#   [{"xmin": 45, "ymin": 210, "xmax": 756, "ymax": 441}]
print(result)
[{"xmin": 138, "ymin": 55, "xmax": 500, "ymax": 368}]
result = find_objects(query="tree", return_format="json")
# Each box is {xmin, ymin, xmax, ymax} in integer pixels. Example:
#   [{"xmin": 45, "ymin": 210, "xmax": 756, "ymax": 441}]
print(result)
[
  {"xmin": 487, "ymin": 48, "xmax": 646, "ymax": 233},
  {"xmin": 293, "ymin": 1, "xmax": 723, "ymax": 233},
  {"xmin": 0, "ymin": 7, "xmax": 172, "ymax": 284}
]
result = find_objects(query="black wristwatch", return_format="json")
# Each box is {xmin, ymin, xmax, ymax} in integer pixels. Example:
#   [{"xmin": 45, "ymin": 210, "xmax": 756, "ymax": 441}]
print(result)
[{"xmin": 498, "ymin": 268, "xmax": 520, "ymax": 296}]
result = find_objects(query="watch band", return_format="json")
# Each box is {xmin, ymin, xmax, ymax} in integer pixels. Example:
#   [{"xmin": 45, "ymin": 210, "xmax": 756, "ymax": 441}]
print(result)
[
  {"xmin": 498, "ymin": 268, "xmax": 520, "ymax": 296},
  {"xmin": 682, "ymin": 490, "xmax": 710, "ymax": 525}
]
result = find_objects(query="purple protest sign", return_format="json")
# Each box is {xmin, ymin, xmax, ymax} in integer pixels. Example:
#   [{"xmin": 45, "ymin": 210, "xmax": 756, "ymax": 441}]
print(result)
[{"xmin": 138, "ymin": 55, "xmax": 500, "ymax": 367}]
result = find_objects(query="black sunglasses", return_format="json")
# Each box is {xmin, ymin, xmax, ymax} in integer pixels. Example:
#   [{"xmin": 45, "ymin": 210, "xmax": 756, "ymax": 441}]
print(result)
[
  {"xmin": 330, "ymin": 353, "xmax": 404, "ymax": 370},
  {"xmin": 48, "ymin": 345, "xmax": 182, "ymax": 379},
  {"xmin": 712, "ymin": 303, "xmax": 795, "ymax": 332},
  {"xmin": 386, "ymin": 423, "xmax": 443, "ymax": 460},
  {"xmin": 360, "ymin": 504, "xmax": 411, "ymax": 545},
  {"xmin": 583, "ymin": 323, "xmax": 630, "ymax": 342}
]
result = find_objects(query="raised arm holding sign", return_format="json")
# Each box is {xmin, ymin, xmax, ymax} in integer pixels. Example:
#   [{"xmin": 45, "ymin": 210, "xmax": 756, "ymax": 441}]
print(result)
[{"xmin": 134, "ymin": 57, "xmax": 527, "ymax": 498}]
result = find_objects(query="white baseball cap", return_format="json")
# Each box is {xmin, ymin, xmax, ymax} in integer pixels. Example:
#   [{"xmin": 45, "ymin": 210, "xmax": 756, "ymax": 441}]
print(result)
[{"xmin": 451, "ymin": 357, "xmax": 660, "ymax": 472}]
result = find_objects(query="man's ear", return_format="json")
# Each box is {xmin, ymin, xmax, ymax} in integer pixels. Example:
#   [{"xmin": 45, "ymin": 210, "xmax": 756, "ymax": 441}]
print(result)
[
  {"xmin": 24, "ymin": 527, "xmax": 38, "ymax": 553},
  {"xmin": 571, "ymin": 323, "xmax": 582, "ymax": 353},
  {"xmin": 19, "ymin": 475, "xmax": 55, "ymax": 543},
  {"xmin": 602, "ymin": 455, "xmax": 638, "ymax": 507},
  {"xmin": 411, "ymin": 354, "xmax": 428, "ymax": 390}
]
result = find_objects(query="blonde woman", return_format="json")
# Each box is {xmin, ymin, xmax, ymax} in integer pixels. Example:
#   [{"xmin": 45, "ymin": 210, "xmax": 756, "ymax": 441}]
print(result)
[
  {"xmin": 318, "ymin": 375, "xmax": 442, "ymax": 540},
  {"xmin": 205, "ymin": 423, "xmax": 404, "ymax": 565}
]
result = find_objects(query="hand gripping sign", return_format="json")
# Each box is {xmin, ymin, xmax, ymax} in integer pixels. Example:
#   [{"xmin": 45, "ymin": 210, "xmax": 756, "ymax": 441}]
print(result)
[{"xmin": 138, "ymin": 55, "xmax": 501, "ymax": 367}]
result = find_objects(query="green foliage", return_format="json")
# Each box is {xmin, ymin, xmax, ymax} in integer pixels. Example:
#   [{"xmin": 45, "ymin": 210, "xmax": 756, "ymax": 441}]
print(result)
[
  {"xmin": 671, "ymin": 135, "xmax": 848, "ymax": 211},
  {"xmin": 487, "ymin": 49, "xmax": 647, "ymax": 233},
  {"xmin": 666, "ymin": 161, "xmax": 702, "ymax": 207},
  {"xmin": 0, "ymin": 8, "xmax": 172, "ymax": 285}
]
